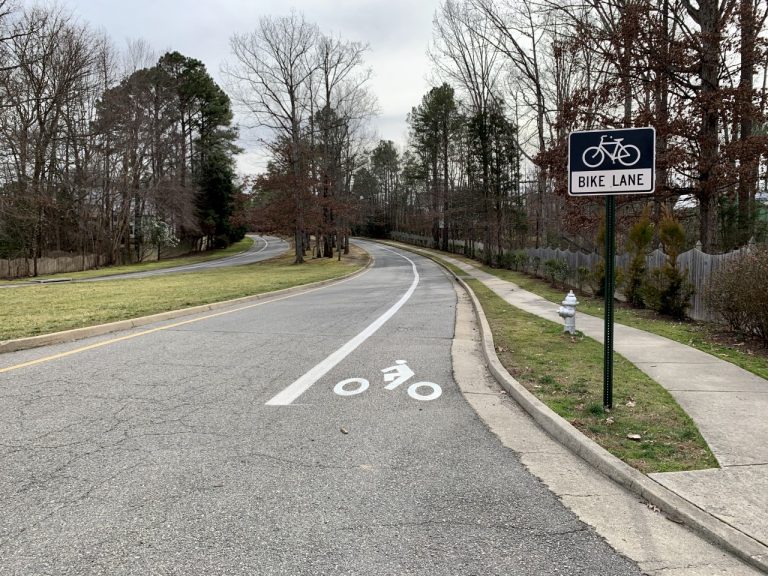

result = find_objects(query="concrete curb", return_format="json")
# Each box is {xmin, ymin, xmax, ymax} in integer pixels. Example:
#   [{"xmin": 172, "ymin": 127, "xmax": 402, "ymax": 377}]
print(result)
[
  {"xmin": 379, "ymin": 240, "xmax": 768, "ymax": 573},
  {"xmin": 1, "ymin": 257, "xmax": 373, "ymax": 355},
  {"xmin": 460, "ymin": 275, "xmax": 768, "ymax": 573}
]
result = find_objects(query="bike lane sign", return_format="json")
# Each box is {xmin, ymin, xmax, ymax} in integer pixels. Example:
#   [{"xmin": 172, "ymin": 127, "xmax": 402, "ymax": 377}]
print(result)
[{"xmin": 568, "ymin": 127, "xmax": 655, "ymax": 196}]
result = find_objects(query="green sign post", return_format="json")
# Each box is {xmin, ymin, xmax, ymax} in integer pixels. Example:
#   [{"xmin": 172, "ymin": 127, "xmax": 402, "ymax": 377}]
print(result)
[
  {"xmin": 603, "ymin": 196, "xmax": 616, "ymax": 408},
  {"xmin": 568, "ymin": 127, "xmax": 656, "ymax": 409}
]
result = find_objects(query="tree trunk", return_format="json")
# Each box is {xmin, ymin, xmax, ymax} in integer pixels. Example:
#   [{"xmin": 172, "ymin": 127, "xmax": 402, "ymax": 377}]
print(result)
[
  {"xmin": 654, "ymin": 0, "xmax": 671, "ymax": 243},
  {"xmin": 432, "ymin": 155, "xmax": 440, "ymax": 249},
  {"xmin": 696, "ymin": 0, "xmax": 722, "ymax": 252},
  {"xmin": 737, "ymin": 0, "xmax": 757, "ymax": 244},
  {"xmin": 441, "ymin": 120, "xmax": 450, "ymax": 252}
]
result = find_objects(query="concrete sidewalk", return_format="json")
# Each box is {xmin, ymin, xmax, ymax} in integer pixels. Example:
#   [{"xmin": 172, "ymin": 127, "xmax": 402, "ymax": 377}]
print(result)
[{"xmin": 429, "ymin": 250, "xmax": 767, "ymax": 565}]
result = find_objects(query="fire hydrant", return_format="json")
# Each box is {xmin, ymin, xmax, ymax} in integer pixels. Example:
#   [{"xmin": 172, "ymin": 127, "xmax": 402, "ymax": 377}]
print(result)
[{"xmin": 557, "ymin": 290, "xmax": 579, "ymax": 335}]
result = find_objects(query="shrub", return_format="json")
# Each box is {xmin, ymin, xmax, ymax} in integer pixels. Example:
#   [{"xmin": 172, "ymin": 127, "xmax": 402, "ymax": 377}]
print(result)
[
  {"xmin": 590, "ymin": 261, "xmax": 603, "ymax": 296},
  {"xmin": 707, "ymin": 264, "xmax": 750, "ymax": 333},
  {"xmin": 643, "ymin": 266, "xmax": 694, "ymax": 319},
  {"xmin": 591, "ymin": 221, "xmax": 619, "ymax": 297},
  {"xmin": 590, "ymin": 261, "xmax": 623, "ymax": 297},
  {"xmin": 543, "ymin": 258, "xmax": 570, "ymax": 287},
  {"xmin": 529, "ymin": 256, "xmax": 541, "ymax": 276},
  {"xmin": 624, "ymin": 258, "xmax": 646, "ymax": 307},
  {"xmin": 497, "ymin": 251, "xmax": 514, "ymax": 269},
  {"xmin": 708, "ymin": 246, "xmax": 768, "ymax": 344},
  {"xmin": 642, "ymin": 207, "xmax": 694, "ymax": 320},
  {"xmin": 623, "ymin": 209, "xmax": 654, "ymax": 308},
  {"xmin": 512, "ymin": 251, "xmax": 529, "ymax": 272},
  {"xmin": 576, "ymin": 266, "xmax": 591, "ymax": 292}
]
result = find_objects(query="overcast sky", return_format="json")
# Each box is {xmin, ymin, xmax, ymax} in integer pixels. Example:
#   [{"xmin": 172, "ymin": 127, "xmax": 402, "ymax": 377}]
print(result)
[{"xmin": 41, "ymin": 0, "xmax": 443, "ymax": 174}]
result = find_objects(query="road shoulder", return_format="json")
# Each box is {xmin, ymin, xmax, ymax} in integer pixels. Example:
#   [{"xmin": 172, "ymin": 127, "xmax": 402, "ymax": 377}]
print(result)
[
  {"xmin": 1, "ymin": 254, "xmax": 373, "ymax": 355},
  {"xmin": 451, "ymin": 277, "xmax": 765, "ymax": 575}
]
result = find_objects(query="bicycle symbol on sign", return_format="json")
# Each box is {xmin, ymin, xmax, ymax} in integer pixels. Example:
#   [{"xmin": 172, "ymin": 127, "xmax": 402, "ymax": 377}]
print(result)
[
  {"xmin": 582, "ymin": 135, "xmax": 641, "ymax": 168},
  {"xmin": 333, "ymin": 360, "xmax": 442, "ymax": 402}
]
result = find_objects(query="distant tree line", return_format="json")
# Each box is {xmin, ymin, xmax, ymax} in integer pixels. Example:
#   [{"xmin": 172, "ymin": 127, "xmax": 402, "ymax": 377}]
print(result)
[
  {"xmin": 225, "ymin": 11, "xmax": 376, "ymax": 263},
  {"xmin": 352, "ymin": 0, "xmax": 768, "ymax": 262},
  {"xmin": 0, "ymin": 3, "xmax": 242, "ymax": 275}
]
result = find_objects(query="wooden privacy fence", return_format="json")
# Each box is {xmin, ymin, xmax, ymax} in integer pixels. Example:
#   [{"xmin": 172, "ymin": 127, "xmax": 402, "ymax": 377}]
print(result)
[
  {"xmin": 518, "ymin": 242, "xmax": 753, "ymax": 321},
  {"xmin": 1, "ymin": 254, "xmax": 101, "ymax": 279},
  {"xmin": 0, "ymin": 243, "xmax": 197, "ymax": 280},
  {"xmin": 390, "ymin": 231, "xmax": 753, "ymax": 322}
]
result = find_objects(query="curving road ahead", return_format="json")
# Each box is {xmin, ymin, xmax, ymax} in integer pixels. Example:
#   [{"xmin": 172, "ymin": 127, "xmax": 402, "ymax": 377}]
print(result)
[
  {"xmin": 0, "ymin": 235, "xmax": 290, "ymax": 289},
  {"xmin": 0, "ymin": 241, "xmax": 642, "ymax": 575},
  {"xmin": 81, "ymin": 234, "xmax": 290, "ymax": 282}
]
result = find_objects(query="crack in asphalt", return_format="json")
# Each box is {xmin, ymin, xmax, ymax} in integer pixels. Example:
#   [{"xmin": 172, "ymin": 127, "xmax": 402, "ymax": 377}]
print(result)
[
  {"xmin": 324, "ymin": 519, "xmax": 589, "ymax": 539},
  {"xmin": 236, "ymin": 449, "xmax": 411, "ymax": 472}
]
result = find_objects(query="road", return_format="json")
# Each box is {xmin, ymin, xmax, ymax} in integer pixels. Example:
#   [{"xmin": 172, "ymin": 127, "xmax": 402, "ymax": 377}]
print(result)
[
  {"xmin": 0, "ymin": 241, "xmax": 641, "ymax": 575},
  {"xmin": 80, "ymin": 235, "xmax": 289, "ymax": 281},
  {"xmin": 0, "ymin": 235, "xmax": 289, "ymax": 289}
]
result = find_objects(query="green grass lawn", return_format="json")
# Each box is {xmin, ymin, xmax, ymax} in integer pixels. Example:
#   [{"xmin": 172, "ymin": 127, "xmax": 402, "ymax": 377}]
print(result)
[
  {"xmin": 4, "ymin": 236, "xmax": 259, "ymax": 283},
  {"xmin": 475, "ymin": 265, "xmax": 768, "ymax": 381},
  {"xmin": 388, "ymin": 241, "xmax": 768, "ymax": 381},
  {"xmin": 468, "ymin": 279, "xmax": 718, "ymax": 474},
  {"xmin": 2, "ymin": 248, "xmax": 367, "ymax": 341},
  {"xmin": 379, "ymin": 241, "xmax": 720, "ymax": 473}
]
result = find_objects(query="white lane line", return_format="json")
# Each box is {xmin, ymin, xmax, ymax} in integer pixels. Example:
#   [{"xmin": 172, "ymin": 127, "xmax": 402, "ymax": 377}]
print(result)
[
  {"xmin": 169, "ymin": 236, "xmax": 271, "ymax": 271},
  {"xmin": 255, "ymin": 236, "xmax": 269, "ymax": 254},
  {"xmin": 94, "ymin": 236, "xmax": 274, "ymax": 280},
  {"xmin": 1, "ymin": 261, "xmax": 373, "ymax": 375},
  {"xmin": 217, "ymin": 235, "xmax": 270, "ymax": 261},
  {"xmin": 265, "ymin": 246, "xmax": 419, "ymax": 406}
]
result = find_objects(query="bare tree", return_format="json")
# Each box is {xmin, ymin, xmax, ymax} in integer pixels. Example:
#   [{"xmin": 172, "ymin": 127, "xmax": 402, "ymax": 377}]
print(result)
[
  {"xmin": 122, "ymin": 37, "xmax": 156, "ymax": 76},
  {"xmin": 313, "ymin": 33, "xmax": 374, "ymax": 257},
  {"xmin": 471, "ymin": 0, "xmax": 549, "ymax": 237},
  {"xmin": 431, "ymin": 0, "xmax": 503, "ymax": 263},
  {"xmin": 0, "ymin": 5, "xmax": 240, "ymax": 278},
  {"xmin": 226, "ymin": 12, "xmax": 319, "ymax": 263},
  {"xmin": 677, "ymin": 0, "xmax": 738, "ymax": 250},
  {"xmin": 0, "ymin": 5, "xmax": 95, "ymax": 274}
]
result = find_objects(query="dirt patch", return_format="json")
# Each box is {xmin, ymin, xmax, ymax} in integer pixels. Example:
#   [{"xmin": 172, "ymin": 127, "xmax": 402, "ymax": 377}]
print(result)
[
  {"xmin": 702, "ymin": 326, "xmax": 768, "ymax": 360},
  {"xmin": 340, "ymin": 244, "xmax": 371, "ymax": 267}
]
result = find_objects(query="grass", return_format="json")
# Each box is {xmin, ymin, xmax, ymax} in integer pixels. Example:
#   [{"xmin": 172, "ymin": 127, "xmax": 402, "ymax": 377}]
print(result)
[
  {"xmin": 476, "ymin": 265, "xmax": 768, "ymax": 381},
  {"xmin": 361, "ymin": 240, "xmax": 722, "ymax": 472},
  {"xmin": 390, "ymin": 241, "xmax": 768, "ymax": 381},
  {"xmin": 4, "ymin": 236, "xmax": 258, "ymax": 283},
  {"xmin": 467, "ymin": 278, "xmax": 718, "ymax": 474},
  {"xmin": 1, "ymin": 246, "xmax": 368, "ymax": 341}
]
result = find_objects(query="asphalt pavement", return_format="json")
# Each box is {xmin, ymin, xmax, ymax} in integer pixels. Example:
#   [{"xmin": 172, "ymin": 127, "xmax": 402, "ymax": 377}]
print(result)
[
  {"xmin": 0, "ymin": 235, "xmax": 289, "ymax": 288},
  {"xmin": 407, "ymin": 245, "xmax": 768, "ymax": 572},
  {"xmin": 0, "ymin": 241, "xmax": 643, "ymax": 575},
  {"xmin": 80, "ymin": 235, "xmax": 289, "ymax": 281}
]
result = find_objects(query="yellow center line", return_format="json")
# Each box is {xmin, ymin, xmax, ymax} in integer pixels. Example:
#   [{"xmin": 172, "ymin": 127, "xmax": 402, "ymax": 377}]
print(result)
[
  {"xmin": 0, "ymin": 302, "xmax": 263, "ymax": 375},
  {"xmin": 0, "ymin": 267, "xmax": 371, "ymax": 375}
]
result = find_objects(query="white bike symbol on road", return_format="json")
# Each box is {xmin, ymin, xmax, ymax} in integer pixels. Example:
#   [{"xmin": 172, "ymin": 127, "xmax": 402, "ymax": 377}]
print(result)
[
  {"xmin": 582, "ymin": 135, "xmax": 641, "ymax": 168},
  {"xmin": 333, "ymin": 360, "xmax": 443, "ymax": 402}
]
